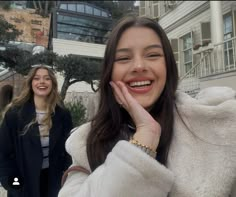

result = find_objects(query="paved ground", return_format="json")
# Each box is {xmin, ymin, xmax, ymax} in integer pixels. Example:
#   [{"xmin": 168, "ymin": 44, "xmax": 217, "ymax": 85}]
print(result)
[{"xmin": 0, "ymin": 187, "xmax": 6, "ymax": 197}]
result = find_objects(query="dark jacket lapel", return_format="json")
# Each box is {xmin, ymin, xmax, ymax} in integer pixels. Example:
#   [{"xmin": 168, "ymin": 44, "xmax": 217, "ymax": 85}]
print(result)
[{"xmin": 18, "ymin": 99, "xmax": 41, "ymax": 148}]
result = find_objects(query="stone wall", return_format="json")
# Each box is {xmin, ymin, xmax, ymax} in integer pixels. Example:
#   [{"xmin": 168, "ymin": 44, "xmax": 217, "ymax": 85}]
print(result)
[
  {"xmin": 0, "ymin": 8, "xmax": 50, "ymax": 47},
  {"xmin": 0, "ymin": 72, "xmax": 25, "ymax": 97}
]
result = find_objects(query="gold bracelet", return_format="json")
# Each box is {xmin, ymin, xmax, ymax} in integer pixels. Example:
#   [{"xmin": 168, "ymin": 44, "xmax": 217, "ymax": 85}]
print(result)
[{"xmin": 129, "ymin": 138, "xmax": 157, "ymax": 158}]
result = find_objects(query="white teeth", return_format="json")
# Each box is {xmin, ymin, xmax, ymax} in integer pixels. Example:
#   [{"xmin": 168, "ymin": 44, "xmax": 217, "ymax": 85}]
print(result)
[{"xmin": 129, "ymin": 81, "xmax": 151, "ymax": 87}]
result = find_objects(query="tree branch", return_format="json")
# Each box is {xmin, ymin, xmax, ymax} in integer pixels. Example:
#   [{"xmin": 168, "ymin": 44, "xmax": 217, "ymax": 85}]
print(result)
[{"xmin": 69, "ymin": 79, "xmax": 81, "ymax": 85}]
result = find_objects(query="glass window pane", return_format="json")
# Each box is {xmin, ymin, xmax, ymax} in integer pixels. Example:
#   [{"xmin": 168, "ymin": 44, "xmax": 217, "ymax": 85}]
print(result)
[
  {"xmin": 77, "ymin": 4, "xmax": 84, "ymax": 13},
  {"xmin": 183, "ymin": 33, "xmax": 192, "ymax": 49},
  {"xmin": 68, "ymin": 4, "xmax": 76, "ymax": 11},
  {"xmin": 94, "ymin": 8, "xmax": 101, "ymax": 16},
  {"xmin": 174, "ymin": 53, "xmax": 179, "ymax": 62},
  {"xmin": 185, "ymin": 63, "xmax": 192, "ymax": 73},
  {"xmin": 101, "ymin": 11, "xmax": 108, "ymax": 17},
  {"xmin": 60, "ymin": 4, "xmax": 67, "ymax": 10},
  {"xmin": 184, "ymin": 50, "xmax": 192, "ymax": 63},
  {"xmin": 85, "ymin": 5, "xmax": 93, "ymax": 14},
  {"xmin": 224, "ymin": 15, "xmax": 232, "ymax": 34},
  {"xmin": 56, "ymin": 14, "xmax": 112, "ymax": 44},
  {"xmin": 140, "ymin": 1, "xmax": 145, "ymax": 7},
  {"xmin": 182, "ymin": 32, "xmax": 193, "ymax": 72},
  {"xmin": 171, "ymin": 39, "xmax": 178, "ymax": 52}
]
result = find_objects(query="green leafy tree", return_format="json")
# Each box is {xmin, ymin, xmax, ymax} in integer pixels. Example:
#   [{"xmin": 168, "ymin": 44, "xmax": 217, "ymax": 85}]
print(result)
[
  {"xmin": 65, "ymin": 101, "xmax": 87, "ymax": 127},
  {"xmin": 0, "ymin": 1, "xmax": 11, "ymax": 10},
  {"xmin": 26, "ymin": 50, "xmax": 58, "ymax": 69},
  {"xmin": 55, "ymin": 54, "xmax": 102, "ymax": 101},
  {"xmin": 88, "ymin": 0, "xmax": 136, "ymax": 19},
  {"xmin": 0, "ymin": 49, "xmax": 102, "ymax": 101},
  {"xmin": 27, "ymin": 52, "xmax": 101, "ymax": 101},
  {"xmin": 0, "ymin": 49, "xmax": 57, "ymax": 75},
  {"xmin": 0, "ymin": 48, "xmax": 30, "ymax": 74},
  {"xmin": 0, "ymin": 17, "xmax": 22, "ymax": 43}
]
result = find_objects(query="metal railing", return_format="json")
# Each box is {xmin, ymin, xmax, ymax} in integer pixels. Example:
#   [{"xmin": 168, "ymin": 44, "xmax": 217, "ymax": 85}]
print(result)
[
  {"xmin": 178, "ymin": 51, "xmax": 212, "ymax": 96},
  {"xmin": 178, "ymin": 36, "xmax": 236, "ymax": 95},
  {"xmin": 209, "ymin": 36, "xmax": 236, "ymax": 75}
]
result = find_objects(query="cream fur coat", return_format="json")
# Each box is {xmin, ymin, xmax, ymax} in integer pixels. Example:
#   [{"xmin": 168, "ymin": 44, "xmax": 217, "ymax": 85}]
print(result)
[{"xmin": 59, "ymin": 87, "xmax": 236, "ymax": 197}]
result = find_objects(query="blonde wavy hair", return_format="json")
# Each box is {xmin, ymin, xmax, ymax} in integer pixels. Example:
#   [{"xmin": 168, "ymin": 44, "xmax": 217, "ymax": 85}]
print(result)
[{"xmin": 4, "ymin": 64, "xmax": 62, "ymax": 136}]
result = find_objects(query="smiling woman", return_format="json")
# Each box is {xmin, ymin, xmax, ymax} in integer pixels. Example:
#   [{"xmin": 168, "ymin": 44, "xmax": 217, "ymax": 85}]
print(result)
[
  {"xmin": 112, "ymin": 26, "xmax": 166, "ymax": 109},
  {"xmin": 0, "ymin": 64, "xmax": 73, "ymax": 197},
  {"xmin": 58, "ymin": 16, "xmax": 236, "ymax": 197},
  {"xmin": 32, "ymin": 68, "xmax": 53, "ymax": 99}
]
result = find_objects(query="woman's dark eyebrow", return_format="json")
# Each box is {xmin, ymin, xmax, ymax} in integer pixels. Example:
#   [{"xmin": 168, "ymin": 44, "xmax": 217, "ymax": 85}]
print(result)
[
  {"xmin": 116, "ymin": 44, "xmax": 163, "ymax": 53},
  {"xmin": 144, "ymin": 44, "xmax": 163, "ymax": 50},
  {"xmin": 34, "ymin": 75, "xmax": 50, "ymax": 77},
  {"xmin": 116, "ymin": 48, "xmax": 130, "ymax": 53}
]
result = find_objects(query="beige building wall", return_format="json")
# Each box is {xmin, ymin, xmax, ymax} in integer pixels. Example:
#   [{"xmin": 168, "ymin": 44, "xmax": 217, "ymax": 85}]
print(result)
[
  {"xmin": 52, "ymin": 38, "xmax": 105, "ymax": 58},
  {"xmin": 141, "ymin": 1, "xmax": 236, "ymax": 92},
  {"xmin": 0, "ymin": 8, "xmax": 50, "ymax": 47},
  {"xmin": 53, "ymin": 38, "xmax": 105, "ymax": 93},
  {"xmin": 200, "ymin": 71, "xmax": 236, "ymax": 90}
]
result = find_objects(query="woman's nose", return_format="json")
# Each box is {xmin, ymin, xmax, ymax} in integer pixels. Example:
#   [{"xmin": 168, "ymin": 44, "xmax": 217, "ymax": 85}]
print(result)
[
  {"xmin": 39, "ymin": 78, "xmax": 45, "ymax": 83},
  {"xmin": 132, "ymin": 57, "xmax": 147, "ymax": 72}
]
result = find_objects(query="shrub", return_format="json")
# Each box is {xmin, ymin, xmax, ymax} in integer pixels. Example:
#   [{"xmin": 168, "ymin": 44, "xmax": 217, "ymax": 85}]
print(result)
[{"xmin": 65, "ymin": 101, "xmax": 87, "ymax": 127}]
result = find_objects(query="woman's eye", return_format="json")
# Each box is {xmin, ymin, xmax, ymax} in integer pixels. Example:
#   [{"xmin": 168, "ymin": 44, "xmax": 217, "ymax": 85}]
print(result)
[
  {"xmin": 33, "ymin": 77, "xmax": 39, "ymax": 80},
  {"xmin": 147, "ymin": 53, "xmax": 161, "ymax": 58},
  {"xmin": 115, "ymin": 57, "xmax": 130, "ymax": 62}
]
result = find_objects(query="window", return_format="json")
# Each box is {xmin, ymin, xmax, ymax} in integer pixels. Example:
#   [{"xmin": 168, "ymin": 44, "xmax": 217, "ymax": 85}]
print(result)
[
  {"xmin": 152, "ymin": 2, "xmax": 160, "ymax": 18},
  {"xmin": 77, "ymin": 4, "xmax": 84, "ymax": 13},
  {"xmin": 101, "ymin": 11, "xmax": 108, "ymax": 17},
  {"xmin": 56, "ymin": 14, "xmax": 112, "ymax": 44},
  {"xmin": 164, "ymin": 1, "xmax": 177, "ymax": 12},
  {"xmin": 32, "ymin": 28, "xmax": 41, "ymax": 37},
  {"xmin": 94, "ymin": 8, "xmax": 101, "ymax": 16},
  {"xmin": 68, "ymin": 4, "xmax": 76, "ymax": 12},
  {"xmin": 182, "ymin": 33, "xmax": 193, "ymax": 74},
  {"xmin": 31, "ymin": 20, "xmax": 42, "ymax": 25},
  {"xmin": 139, "ymin": 1, "xmax": 146, "ymax": 16},
  {"xmin": 85, "ymin": 5, "xmax": 93, "ymax": 15},
  {"xmin": 223, "ymin": 14, "xmax": 233, "ymax": 67},
  {"xmin": 201, "ymin": 22, "xmax": 211, "ymax": 46},
  {"xmin": 170, "ymin": 39, "xmax": 179, "ymax": 63},
  {"xmin": 60, "ymin": 4, "xmax": 67, "ymax": 10}
]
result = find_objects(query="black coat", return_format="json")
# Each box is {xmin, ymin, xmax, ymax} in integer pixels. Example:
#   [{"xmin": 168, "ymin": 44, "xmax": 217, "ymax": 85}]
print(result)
[{"xmin": 0, "ymin": 100, "xmax": 73, "ymax": 197}]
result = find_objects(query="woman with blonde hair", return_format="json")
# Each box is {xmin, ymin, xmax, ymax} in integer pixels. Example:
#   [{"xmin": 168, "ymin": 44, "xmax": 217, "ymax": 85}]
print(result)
[{"xmin": 0, "ymin": 64, "xmax": 73, "ymax": 197}]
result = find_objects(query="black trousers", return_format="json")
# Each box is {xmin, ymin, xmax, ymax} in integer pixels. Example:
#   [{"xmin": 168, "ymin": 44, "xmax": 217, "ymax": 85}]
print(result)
[{"xmin": 40, "ymin": 168, "xmax": 49, "ymax": 197}]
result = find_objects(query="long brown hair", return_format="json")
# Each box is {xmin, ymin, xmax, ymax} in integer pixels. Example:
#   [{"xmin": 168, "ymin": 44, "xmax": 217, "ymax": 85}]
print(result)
[
  {"xmin": 4, "ymin": 64, "xmax": 62, "ymax": 135},
  {"xmin": 87, "ymin": 16, "xmax": 179, "ymax": 171}
]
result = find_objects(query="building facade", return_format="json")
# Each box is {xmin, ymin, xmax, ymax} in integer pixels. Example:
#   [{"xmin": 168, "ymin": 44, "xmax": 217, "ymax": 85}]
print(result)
[
  {"xmin": 140, "ymin": 1, "xmax": 236, "ymax": 95},
  {"xmin": 50, "ymin": 1, "xmax": 112, "ymax": 93},
  {"xmin": 0, "ymin": 5, "xmax": 50, "ymax": 99}
]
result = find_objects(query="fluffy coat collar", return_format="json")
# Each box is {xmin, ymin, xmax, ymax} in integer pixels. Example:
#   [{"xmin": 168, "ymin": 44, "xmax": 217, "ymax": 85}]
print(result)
[{"xmin": 62, "ymin": 87, "xmax": 236, "ymax": 197}]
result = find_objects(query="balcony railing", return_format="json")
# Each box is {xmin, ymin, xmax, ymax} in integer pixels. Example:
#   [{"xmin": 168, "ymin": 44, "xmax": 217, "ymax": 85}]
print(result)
[
  {"xmin": 178, "ymin": 36, "xmax": 236, "ymax": 96},
  {"xmin": 178, "ymin": 53, "xmax": 209, "ymax": 96}
]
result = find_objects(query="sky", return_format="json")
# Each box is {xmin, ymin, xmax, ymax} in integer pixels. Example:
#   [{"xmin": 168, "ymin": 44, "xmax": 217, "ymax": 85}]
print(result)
[{"xmin": 134, "ymin": 1, "xmax": 140, "ymax": 7}]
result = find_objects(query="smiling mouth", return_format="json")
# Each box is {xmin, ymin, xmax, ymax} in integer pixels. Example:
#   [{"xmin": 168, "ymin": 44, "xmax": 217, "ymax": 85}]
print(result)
[
  {"xmin": 37, "ymin": 87, "xmax": 47, "ymax": 90},
  {"xmin": 128, "ymin": 80, "xmax": 152, "ymax": 88}
]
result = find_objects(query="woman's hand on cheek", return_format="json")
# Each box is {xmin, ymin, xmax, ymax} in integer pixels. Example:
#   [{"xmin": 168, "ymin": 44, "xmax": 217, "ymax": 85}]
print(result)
[{"xmin": 110, "ymin": 81, "xmax": 161, "ymax": 150}]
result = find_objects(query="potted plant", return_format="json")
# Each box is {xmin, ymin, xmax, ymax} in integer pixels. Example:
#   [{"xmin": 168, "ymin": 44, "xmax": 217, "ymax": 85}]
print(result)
[{"xmin": 193, "ymin": 44, "xmax": 201, "ymax": 50}]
